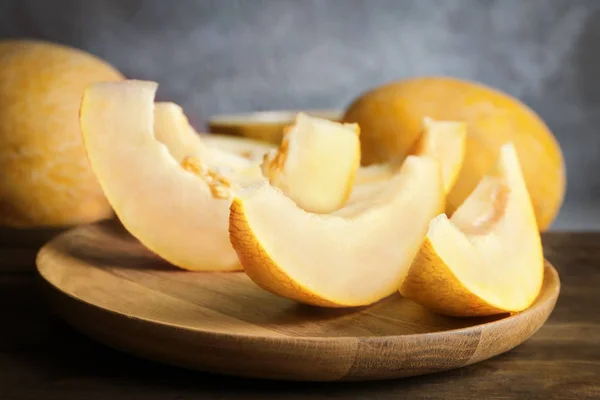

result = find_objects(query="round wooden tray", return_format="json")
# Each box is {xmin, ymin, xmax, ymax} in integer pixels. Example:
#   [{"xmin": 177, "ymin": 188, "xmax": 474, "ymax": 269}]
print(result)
[{"xmin": 35, "ymin": 220, "xmax": 560, "ymax": 381}]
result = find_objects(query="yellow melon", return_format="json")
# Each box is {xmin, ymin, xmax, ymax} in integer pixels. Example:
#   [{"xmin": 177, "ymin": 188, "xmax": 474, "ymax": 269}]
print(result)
[
  {"xmin": 409, "ymin": 117, "xmax": 466, "ymax": 194},
  {"xmin": 229, "ymin": 155, "xmax": 445, "ymax": 307},
  {"xmin": 153, "ymin": 102, "xmax": 269, "ymax": 180},
  {"xmin": 0, "ymin": 39, "xmax": 125, "ymax": 227},
  {"xmin": 400, "ymin": 143, "xmax": 544, "ymax": 316},
  {"xmin": 261, "ymin": 112, "xmax": 361, "ymax": 213},
  {"xmin": 80, "ymin": 80, "xmax": 268, "ymax": 271},
  {"xmin": 353, "ymin": 117, "xmax": 466, "ymax": 194},
  {"xmin": 201, "ymin": 134, "xmax": 275, "ymax": 164},
  {"xmin": 342, "ymin": 76, "xmax": 565, "ymax": 231}
]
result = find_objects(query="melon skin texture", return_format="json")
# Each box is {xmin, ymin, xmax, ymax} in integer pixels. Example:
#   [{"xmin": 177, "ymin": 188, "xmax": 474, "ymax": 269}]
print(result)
[
  {"xmin": 0, "ymin": 39, "xmax": 124, "ymax": 227},
  {"xmin": 400, "ymin": 143, "xmax": 544, "ymax": 317},
  {"xmin": 342, "ymin": 76, "xmax": 565, "ymax": 231},
  {"xmin": 229, "ymin": 155, "xmax": 445, "ymax": 308},
  {"xmin": 80, "ymin": 80, "xmax": 267, "ymax": 271}
]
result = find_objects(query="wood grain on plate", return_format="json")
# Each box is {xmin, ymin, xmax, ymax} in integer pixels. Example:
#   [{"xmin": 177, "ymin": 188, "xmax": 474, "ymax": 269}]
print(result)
[{"xmin": 35, "ymin": 220, "xmax": 560, "ymax": 381}]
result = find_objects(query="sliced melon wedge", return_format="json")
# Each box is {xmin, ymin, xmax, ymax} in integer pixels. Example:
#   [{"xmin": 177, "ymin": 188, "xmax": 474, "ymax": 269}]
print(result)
[
  {"xmin": 229, "ymin": 155, "xmax": 445, "ymax": 307},
  {"xmin": 153, "ymin": 102, "xmax": 270, "ymax": 180},
  {"xmin": 353, "ymin": 117, "xmax": 466, "ymax": 192},
  {"xmin": 409, "ymin": 117, "xmax": 466, "ymax": 193},
  {"xmin": 153, "ymin": 102, "xmax": 213, "ymax": 163},
  {"xmin": 353, "ymin": 162, "xmax": 396, "ymax": 185},
  {"xmin": 399, "ymin": 143, "xmax": 544, "ymax": 316},
  {"xmin": 202, "ymin": 133, "xmax": 275, "ymax": 164},
  {"xmin": 261, "ymin": 112, "xmax": 361, "ymax": 213},
  {"xmin": 80, "ymin": 80, "xmax": 264, "ymax": 271}
]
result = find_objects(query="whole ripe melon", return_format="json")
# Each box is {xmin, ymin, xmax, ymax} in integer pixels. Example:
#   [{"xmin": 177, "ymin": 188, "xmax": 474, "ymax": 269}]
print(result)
[
  {"xmin": 342, "ymin": 76, "xmax": 566, "ymax": 231},
  {"xmin": 0, "ymin": 39, "xmax": 124, "ymax": 227}
]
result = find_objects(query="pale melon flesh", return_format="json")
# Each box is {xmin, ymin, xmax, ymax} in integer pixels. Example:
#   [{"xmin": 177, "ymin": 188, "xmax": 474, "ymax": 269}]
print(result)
[
  {"xmin": 153, "ymin": 102, "xmax": 272, "ymax": 180},
  {"xmin": 342, "ymin": 117, "xmax": 465, "ymax": 218},
  {"xmin": 409, "ymin": 117, "xmax": 466, "ymax": 193},
  {"xmin": 353, "ymin": 117, "xmax": 466, "ymax": 193},
  {"xmin": 80, "ymin": 80, "xmax": 266, "ymax": 271},
  {"xmin": 229, "ymin": 155, "xmax": 445, "ymax": 307},
  {"xmin": 202, "ymin": 133, "xmax": 275, "ymax": 164},
  {"xmin": 261, "ymin": 112, "xmax": 361, "ymax": 214},
  {"xmin": 153, "ymin": 102, "xmax": 213, "ymax": 164},
  {"xmin": 400, "ymin": 143, "xmax": 544, "ymax": 316}
]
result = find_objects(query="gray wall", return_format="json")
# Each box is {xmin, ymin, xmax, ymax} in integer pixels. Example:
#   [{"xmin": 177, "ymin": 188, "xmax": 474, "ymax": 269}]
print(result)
[{"xmin": 1, "ymin": 0, "xmax": 599, "ymax": 230}]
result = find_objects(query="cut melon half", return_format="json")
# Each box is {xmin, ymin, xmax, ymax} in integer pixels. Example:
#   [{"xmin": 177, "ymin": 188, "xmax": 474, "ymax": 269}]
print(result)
[
  {"xmin": 400, "ymin": 143, "xmax": 544, "ymax": 316},
  {"xmin": 80, "ymin": 80, "xmax": 264, "ymax": 271},
  {"xmin": 261, "ymin": 112, "xmax": 361, "ymax": 213},
  {"xmin": 229, "ymin": 155, "xmax": 445, "ymax": 307}
]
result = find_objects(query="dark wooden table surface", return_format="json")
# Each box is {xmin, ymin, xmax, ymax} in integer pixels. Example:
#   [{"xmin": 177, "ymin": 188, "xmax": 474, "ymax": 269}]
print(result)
[{"xmin": 0, "ymin": 228, "xmax": 599, "ymax": 400}]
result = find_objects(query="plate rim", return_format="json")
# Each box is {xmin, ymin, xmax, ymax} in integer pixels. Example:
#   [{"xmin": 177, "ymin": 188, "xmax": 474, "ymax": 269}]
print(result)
[{"xmin": 35, "ymin": 224, "xmax": 561, "ymax": 344}]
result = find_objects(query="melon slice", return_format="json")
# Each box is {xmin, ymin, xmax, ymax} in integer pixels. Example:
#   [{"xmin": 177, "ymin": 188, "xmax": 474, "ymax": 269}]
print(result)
[
  {"xmin": 202, "ymin": 133, "xmax": 275, "ymax": 164},
  {"xmin": 399, "ymin": 143, "xmax": 544, "ymax": 316},
  {"xmin": 80, "ymin": 80, "xmax": 264, "ymax": 271},
  {"xmin": 153, "ymin": 102, "xmax": 213, "ymax": 163},
  {"xmin": 261, "ymin": 112, "xmax": 361, "ymax": 213},
  {"xmin": 229, "ymin": 155, "xmax": 445, "ymax": 307},
  {"xmin": 353, "ymin": 163, "xmax": 396, "ymax": 185},
  {"xmin": 409, "ymin": 117, "xmax": 466, "ymax": 193},
  {"xmin": 153, "ymin": 102, "xmax": 270, "ymax": 180},
  {"xmin": 353, "ymin": 117, "xmax": 466, "ymax": 193}
]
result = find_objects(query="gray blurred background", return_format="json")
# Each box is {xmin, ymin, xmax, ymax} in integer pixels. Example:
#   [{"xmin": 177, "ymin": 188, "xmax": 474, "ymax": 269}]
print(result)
[{"xmin": 0, "ymin": 0, "xmax": 598, "ymax": 230}]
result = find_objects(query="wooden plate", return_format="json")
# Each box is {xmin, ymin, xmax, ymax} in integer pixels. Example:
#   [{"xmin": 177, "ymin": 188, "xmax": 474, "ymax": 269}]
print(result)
[{"xmin": 35, "ymin": 220, "xmax": 560, "ymax": 381}]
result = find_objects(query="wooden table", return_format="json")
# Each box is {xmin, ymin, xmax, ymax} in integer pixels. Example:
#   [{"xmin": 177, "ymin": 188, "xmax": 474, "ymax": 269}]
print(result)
[{"xmin": 1, "ymin": 229, "xmax": 599, "ymax": 399}]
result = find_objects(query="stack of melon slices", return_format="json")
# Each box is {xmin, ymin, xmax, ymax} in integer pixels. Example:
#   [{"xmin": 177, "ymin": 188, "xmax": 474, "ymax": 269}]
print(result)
[{"xmin": 79, "ymin": 80, "xmax": 544, "ymax": 317}]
